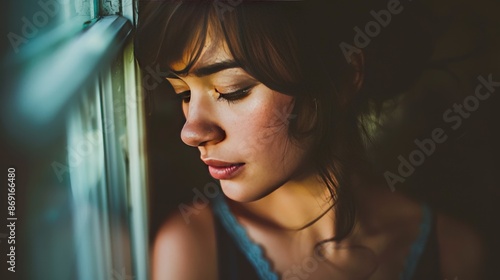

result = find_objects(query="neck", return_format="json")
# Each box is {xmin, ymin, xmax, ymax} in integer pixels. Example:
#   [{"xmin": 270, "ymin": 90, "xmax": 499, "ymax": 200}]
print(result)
[{"xmin": 228, "ymin": 170, "xmax": 336, "ymax": 233}]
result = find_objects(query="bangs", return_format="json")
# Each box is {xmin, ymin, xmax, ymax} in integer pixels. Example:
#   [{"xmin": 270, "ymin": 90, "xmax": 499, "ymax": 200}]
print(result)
[
  {"xmin": 135, "ymin": 1, "xmax": 214, "ymax": 75},
  {"xmin": 135, "ymin": 1, "xmax": 305, "ymax": 95}
]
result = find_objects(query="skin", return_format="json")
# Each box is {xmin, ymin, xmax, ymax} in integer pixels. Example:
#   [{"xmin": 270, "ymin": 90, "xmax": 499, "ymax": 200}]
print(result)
[{"xmin": 152, "ymin": 35, "xmax": 485, "ymax": 280}]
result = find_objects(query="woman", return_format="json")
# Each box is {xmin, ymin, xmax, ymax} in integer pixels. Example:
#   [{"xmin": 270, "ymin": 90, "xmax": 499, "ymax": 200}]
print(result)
[{"xmin": 135, "ymin": 0, "xmax": 484, "ymax": 279}]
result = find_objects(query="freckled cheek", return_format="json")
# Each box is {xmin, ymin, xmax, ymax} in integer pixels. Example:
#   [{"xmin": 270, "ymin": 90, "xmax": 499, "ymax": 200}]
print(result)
[
  {"xmin": 256, "ymin": 96, "xmax": 294, "ymax": 146},
  {"xmin": 227, "ymin": 90, "xmax": 294, "ymax": 159},
  {"xmin": 230, "ymin": 109, "xmax": 290, "ymax": 162}
]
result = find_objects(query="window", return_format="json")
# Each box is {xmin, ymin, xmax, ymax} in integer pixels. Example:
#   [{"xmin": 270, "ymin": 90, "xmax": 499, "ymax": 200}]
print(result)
[{"xmin": 1, "ymin": 1, "xmax": 149, "ymax": 280}]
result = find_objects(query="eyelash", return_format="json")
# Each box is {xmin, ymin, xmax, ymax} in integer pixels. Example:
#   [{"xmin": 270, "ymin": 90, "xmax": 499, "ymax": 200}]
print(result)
[
  {"xmin": 215, "ymin": 85, "xmax": 254, "ymax": 104},
  {"xmin": 177, "ymin": 85, "xmax": 254, "ymax": 104}
]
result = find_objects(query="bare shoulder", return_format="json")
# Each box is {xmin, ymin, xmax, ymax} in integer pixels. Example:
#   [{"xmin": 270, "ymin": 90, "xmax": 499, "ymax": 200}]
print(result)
[
  {"xmin": 152, "ymin": 204, "xmax": 218, "ymax": 280},
  {"xmin": 436, "ymin": 212, "xmax": 485, "ymax": 279}
]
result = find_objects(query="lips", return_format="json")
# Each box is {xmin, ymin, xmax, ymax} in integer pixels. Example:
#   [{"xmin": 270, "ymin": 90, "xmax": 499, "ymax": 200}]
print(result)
[{"xmin": 203, "ymin": 159, "xmax": 245, "ymax": 180}]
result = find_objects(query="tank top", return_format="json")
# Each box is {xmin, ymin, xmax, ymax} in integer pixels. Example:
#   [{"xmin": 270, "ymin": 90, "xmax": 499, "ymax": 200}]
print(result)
[{"xmin": 212, "ymin": 194, "xmax": 442, "ymax": 280}]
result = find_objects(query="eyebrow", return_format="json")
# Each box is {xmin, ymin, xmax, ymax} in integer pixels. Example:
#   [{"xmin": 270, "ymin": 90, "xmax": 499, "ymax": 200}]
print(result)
[{"xmin": 166, "ymin": 60, "xmax": 241, "ymax": 79}]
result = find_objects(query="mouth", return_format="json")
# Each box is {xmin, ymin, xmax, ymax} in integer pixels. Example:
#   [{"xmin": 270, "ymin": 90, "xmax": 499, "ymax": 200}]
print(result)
[{"xmin": 202, "ymin": 159, "xmax": 245, "ymax": 180}]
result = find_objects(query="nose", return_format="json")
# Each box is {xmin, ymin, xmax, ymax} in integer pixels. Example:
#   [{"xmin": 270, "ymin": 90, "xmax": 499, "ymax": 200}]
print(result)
[{"xmin": 180, "ymin": 96, "xmax": 225, "ymax": 147}]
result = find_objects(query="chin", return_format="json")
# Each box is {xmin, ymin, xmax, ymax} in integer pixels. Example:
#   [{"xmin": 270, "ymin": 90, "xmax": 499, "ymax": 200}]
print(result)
[{"xmin": 219, "ymin": 180, "xmax": 278, "ymax": 203}]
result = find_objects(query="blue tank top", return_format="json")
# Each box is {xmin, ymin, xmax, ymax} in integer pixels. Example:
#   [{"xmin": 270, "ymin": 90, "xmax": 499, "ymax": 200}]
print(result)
[{"xmin": 212, "ymin": 194, "xmax": 440, "ymax": 280}]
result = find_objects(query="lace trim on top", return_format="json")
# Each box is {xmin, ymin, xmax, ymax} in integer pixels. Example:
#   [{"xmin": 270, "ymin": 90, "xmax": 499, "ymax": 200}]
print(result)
[
  {"xmin": 212, "ymin": 194, "xmax": 278, "ymax": 280},
  {"xmin": 213, "ymin": 193, "xmax": 432, "ymax": 280}
]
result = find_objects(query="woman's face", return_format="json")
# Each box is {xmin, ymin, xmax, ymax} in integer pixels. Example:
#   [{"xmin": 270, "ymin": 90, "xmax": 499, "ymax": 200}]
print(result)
[{"xmin": 166, "ymin": 38, "xmax": 313, "ymax": 202}]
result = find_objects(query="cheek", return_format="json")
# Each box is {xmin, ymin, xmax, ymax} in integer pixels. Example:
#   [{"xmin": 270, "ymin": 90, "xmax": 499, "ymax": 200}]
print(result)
[
  {"xmin": 220, "ymin": 92, "xmax": 309, "ymax": 201},
  {"xmin": 233, "ymin": 92, "xmax": 296, "ymax": 161}
]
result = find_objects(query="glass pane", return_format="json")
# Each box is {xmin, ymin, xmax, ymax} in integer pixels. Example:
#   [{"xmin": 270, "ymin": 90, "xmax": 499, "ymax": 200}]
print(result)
[
  {"xmin": 67, "ymin": 81, "xmax": 112, "ymax": 280},
  {"xmin": 99, "ymin": 52, "xmax": 135, "ymax": 280}
]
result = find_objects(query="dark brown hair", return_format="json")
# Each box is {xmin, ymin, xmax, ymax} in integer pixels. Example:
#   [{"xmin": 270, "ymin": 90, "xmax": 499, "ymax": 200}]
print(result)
[{"xmin": 135, "ymin": 0, "xmax": 434, "ymax": 242}]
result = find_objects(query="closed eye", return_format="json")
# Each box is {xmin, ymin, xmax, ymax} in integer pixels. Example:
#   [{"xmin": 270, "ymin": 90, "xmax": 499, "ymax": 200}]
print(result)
[
  {"xmin": 215, "ymin": 85, "xmax": 254, "ymax": 104},
  {"xmin": 176, "ymin": 85, "xmax": 256, "ymax": 104}
]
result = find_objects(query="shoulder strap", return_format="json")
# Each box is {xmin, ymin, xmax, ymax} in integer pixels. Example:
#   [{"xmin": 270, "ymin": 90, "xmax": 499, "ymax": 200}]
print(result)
[
  {"xmin": 400, "ymin": 203, "xmax": 435, "ymax": 280},
  {"xmin": 212, "ymin": 194, "xmax": 279, "ymax": 280}
]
